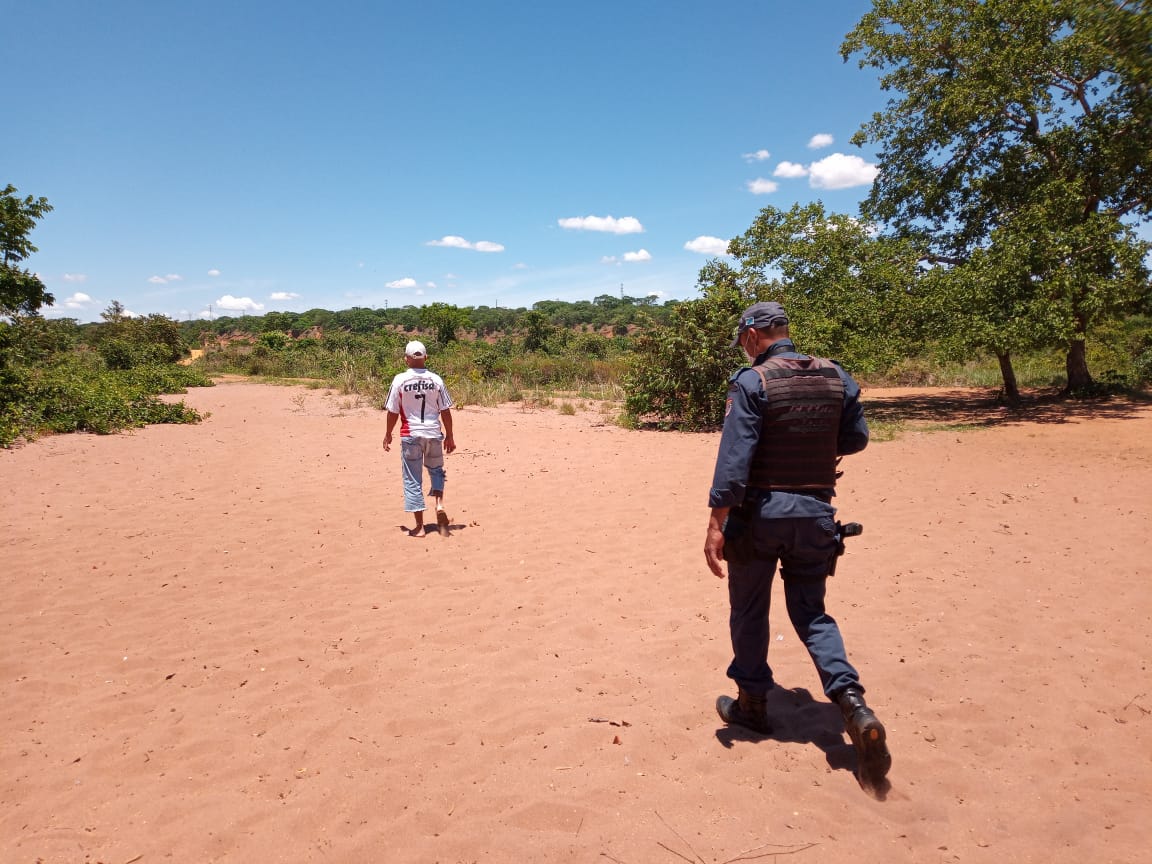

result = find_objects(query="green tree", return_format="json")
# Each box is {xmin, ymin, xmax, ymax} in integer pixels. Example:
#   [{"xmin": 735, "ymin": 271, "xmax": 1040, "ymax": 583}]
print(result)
[
  {"xmin": 1, "ymin": 185, "xmax": 55, "ymax": 317},
  {"xmin": 729, "ymin": 202, "xmax": 924, "ymax": 375},
  {"xmin": 623, "ymin": 261, "xmax": 748, "ymax": 429},
  {"xmin": 90, "ymin": 302, "xmax": 187, "ymax": 369},
  {"xmin": 263, "ymin": 310, "xmax": 301, "ymax": 333},
  {"xmin": 419, "ymin": 302, "xmax": 469, "ymax": 345},
  {"xmin": 843, "ymin": 0, "xmax": 1152, "ymax": 393},
  {"xmin": 519, "ymin": 309, "xmax": 557, "ymax": 353}
]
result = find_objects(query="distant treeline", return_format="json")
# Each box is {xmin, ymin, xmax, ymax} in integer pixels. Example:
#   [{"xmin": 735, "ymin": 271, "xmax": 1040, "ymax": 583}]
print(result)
[{"xmin": 173, "ymin": 293, "xmax": 680, "ymax": 341}]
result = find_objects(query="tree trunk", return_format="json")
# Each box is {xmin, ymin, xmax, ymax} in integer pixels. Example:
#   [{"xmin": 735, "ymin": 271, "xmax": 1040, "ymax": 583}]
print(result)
[
  {"xmin": 997, "ymin": 350, "xmax": 1021, "ymax": 407},
  {"xmin": 1064, "ymin": 339, "xmax": 1093, "ymax": 394}
]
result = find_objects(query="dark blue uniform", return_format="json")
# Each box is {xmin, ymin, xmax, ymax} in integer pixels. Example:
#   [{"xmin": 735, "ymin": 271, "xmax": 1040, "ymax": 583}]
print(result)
[{"xmin": 708, "ymin": 339, "xmax": 870, "ymax": 699}]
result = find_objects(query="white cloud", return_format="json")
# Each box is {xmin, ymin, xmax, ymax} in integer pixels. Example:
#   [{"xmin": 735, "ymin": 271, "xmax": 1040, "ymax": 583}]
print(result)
[
  {"xmin": 742, "ymin": 149, "xmax": 771, "ymax": 162},
  {"xmin": 148, "ymin": 276, "xmax": 167, "ymax": 284},
  {"xmin": 62, "ymin": 273, "xmax": 87, "ymax": 283},
  {"xmin": 747, "ymin": 178, "xmax": 779, "ymax": 195},
  {"xmin": 61, "ymin": 292, "xmax": 94, "ymax": 309},
  {"xmin": 623, "ymin": 249, "xmax": 652, "ymax": 262},
  {"xmin": 684, "ymin": 236, "xmax": 731, "ymax": 256},
  {"xmin": 808, "ymin": 133, "xmax": 834, "ymax": 149},
  {"xmin": 808, "ymin": 153, "xmax": 878, "ymax": 189},
  {"xmin": 147, "ymin": 273, "xmax": 183, "ymax": 284},
  {"xmin": 428, "ymin": 235, "xmax": 470, "ymax": 249},
  {"xmin": 208, "ymin": 269, "xmax": 221, "ymax": 277},
  {"xmin": 773, "ymin": 161, "xmax": 809, "ymax": 179},
  {"xmin": 426, "ymin": 235, "xmax": 505, "ymax": 252},
  {"xmin": 386, "ymin": 277, "xmax": 418, "ymax": 289},
  {"xmin": 215, "ymin": 294, "xmax": 265, "ymax": 312},
  {"xmin": 558, "ymin": 215, "xmax": 644, "ymax": 234},
  {"xmin": 512, "ymin": 263, "xmax": 529, "ymax": 270},
  {"xmin": 269, "ymin": 291, "xmax": 300, "ymax": 300},
  {"xmin": 166, "ymin": 274, "xmax": 183, "ymax": 281},
  {"xmin": 197, "ymin": 309, "xmax": 215, "ymax": 320},
  {"xmin": 601, "ymin": 255, "xmax": 619, "ymax": 264}
]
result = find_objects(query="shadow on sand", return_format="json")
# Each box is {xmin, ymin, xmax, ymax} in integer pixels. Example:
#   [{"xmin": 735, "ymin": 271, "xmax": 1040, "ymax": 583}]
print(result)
[
  {"xmin": 864, "ymin": 386, "xmax": 1151, "ymax": 429},
  {"xmin": 715, "ymin": 686, "xmax": 891, "ymax": 799}
]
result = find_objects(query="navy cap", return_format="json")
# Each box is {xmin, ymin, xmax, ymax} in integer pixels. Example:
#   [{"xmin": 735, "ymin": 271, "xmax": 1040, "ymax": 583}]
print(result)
[{"xmin": 729, "ymin": 301, "xmax": 789, "ymax": 347}]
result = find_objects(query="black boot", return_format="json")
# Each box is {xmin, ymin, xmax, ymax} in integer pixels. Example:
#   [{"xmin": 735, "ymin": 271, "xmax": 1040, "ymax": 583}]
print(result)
[
  {"xmin": 837, "ymin": 687, "xmax": 891, "ymax": 786},
  {"xmin": 716, "ymin": 688, "xmax": 772, "ymax": 735}
]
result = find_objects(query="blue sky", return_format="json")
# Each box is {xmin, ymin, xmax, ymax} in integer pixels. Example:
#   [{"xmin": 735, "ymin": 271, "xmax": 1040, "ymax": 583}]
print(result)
[{"xmin": 8, "ymin": 0, "xmax": 888, "ymax": 323}]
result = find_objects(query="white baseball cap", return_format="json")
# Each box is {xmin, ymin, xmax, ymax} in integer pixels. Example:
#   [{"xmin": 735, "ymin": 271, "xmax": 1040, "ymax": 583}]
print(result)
[{"xmin": 405, "ymin": 340, "xmax": 427, "ymax": 357}]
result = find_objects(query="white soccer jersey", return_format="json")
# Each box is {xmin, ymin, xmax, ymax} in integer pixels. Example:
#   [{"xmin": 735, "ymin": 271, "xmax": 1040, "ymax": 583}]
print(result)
[{"xmin": 385, "ymin": 368, "xmax": 452, "ymax": 438}]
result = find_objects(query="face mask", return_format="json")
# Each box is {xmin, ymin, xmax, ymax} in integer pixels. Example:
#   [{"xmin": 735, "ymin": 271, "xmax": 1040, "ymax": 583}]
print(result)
[{"xmin": 741, "ymin": 332, "xmax": 756, "ymax": 364}]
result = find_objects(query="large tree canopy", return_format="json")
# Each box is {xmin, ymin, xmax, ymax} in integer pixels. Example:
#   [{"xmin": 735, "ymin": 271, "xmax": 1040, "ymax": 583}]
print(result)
[
  {"xmin": 1, "ymin": 184, "xmax": 55, "ymax": 317},
  {"xmin": 728, "ymin": 202, "xmax": 925, "ymax": 375},
  {"xmin": 842, "ymin": 0, "xmax": 1152, "ymax": 393}
]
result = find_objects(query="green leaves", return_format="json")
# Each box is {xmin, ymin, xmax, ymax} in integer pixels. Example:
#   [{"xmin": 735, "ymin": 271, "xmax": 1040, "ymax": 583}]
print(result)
[
  {"xmin": 842, "ymin": 0, "xmax": 1152, "ymax": 392},
  {"xmin": 419, "ymin": 302, "xmax": 470, "ymax": 347},
  {"xmin": 622, "ymin": 262, "xmax": 746, "ymax": 429},
  {"xmin": 729, "ymin": 203, "xmax": 925, "ymax": 374},
  {"xmin": 1, "ymin": 184, "xmax": 54, "ymax": 317}
]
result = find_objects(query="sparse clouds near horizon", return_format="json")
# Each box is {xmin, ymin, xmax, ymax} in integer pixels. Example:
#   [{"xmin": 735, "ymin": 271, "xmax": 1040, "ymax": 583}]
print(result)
[
  {"xmin": 558, "ymin": 215, "xmax": 644, "ymax": 235},
  {"xmin": 605, "ymin": 249, "xmax": 653, "ymax": 264},
  {"xmin": 148, "ymin": 274, "xmax": 183, "ymax": 285},
  {"xmin": 61, "ymin": 292, "xmax": 94, "ymax": 309},
  {"xmin": 208, "ymin": 269, "xmax": 221, "ymax": 277},
  {"xmin": 684, "ymin": 236, "xmax": 731, "ymax": 256},
  {"xmin": 808, "ymin": 153, "xmax": 878, "ymax": 189},
  {"xmin": 215, "ymin": 295, "xmax": 264, "ymax": 312},
  {"xmin": 426, "ymin": 236, "xmax": 505, "ymax": 252},
  {"xmin": 747, "ymin": 178, "xmax": 779, "ymax": 195},
  {"xmin": 62, "ymin": 273, "xmax": 87, "ymax": 283},
  {"xmin": 742, "ymin": 149, "xmax": 771, "ymax": 162},
  {"xmin": 386, "ymin": 278, "xmax": 417, "ymax": 289},
  {"xmin": 808, "ymin": 133, "xmax": 834, "ymax": 148},
  {"xmin": 269, "ymin": 291, "xmax": 299, "ymax": 300}
]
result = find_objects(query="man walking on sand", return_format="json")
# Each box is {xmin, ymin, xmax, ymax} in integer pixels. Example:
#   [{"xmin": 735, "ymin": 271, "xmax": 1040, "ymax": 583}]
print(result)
[
  {"xmin": 383, "ymin": 340, "xmax": 456, "ymax": 536},
  {"xmin": 704, "ymin": 301, "xmax": 891, "ymax": 790}
]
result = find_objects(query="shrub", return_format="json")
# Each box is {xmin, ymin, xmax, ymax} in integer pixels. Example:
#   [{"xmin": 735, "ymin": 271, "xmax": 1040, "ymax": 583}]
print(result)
[{"xmin": 623, "ymin": 286, "xmax": 744, "ymax": 429}]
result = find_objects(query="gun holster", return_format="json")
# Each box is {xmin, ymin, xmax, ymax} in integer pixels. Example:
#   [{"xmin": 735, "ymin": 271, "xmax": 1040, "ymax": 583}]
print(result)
[{"xmin": 828, "ymin": 521, "xmax": 863, "ymax": 577}]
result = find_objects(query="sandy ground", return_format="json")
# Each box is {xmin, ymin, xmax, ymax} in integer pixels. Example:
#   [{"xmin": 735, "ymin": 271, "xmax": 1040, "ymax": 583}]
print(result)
[{"xmin": 2, "ymin": 379, "xmax": 1150, "ymax": 864}]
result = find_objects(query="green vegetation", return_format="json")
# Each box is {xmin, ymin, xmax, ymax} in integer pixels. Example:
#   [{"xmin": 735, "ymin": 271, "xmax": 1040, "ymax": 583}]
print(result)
[
  {"xmin": 842, "ymin": 0, "xmax": 1152, "ymax": 401},
  {"xmin": 191, "ymin": 323, "xmax": 633, "ymax": 412},
  {"xmin": 1, "ymin": 313, "xmax": 211, "ymax": 447}
]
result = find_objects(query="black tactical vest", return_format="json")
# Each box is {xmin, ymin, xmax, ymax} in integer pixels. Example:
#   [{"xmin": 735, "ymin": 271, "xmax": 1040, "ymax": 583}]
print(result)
[{"xmin": 746, "ymin": 355, "xmax": 845, "ymax": 491}]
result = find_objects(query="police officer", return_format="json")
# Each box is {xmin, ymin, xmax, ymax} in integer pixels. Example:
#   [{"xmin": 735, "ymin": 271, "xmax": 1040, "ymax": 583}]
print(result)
[{"xmin": 704, "ymin": 301, "xmax": 891, "ymax": 788}]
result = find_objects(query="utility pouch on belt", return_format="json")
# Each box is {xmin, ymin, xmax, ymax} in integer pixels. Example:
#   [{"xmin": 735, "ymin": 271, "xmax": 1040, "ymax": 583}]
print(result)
[{"xmin": 722, "ymin": 500, "xmax": 758, "ymax": 563}]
